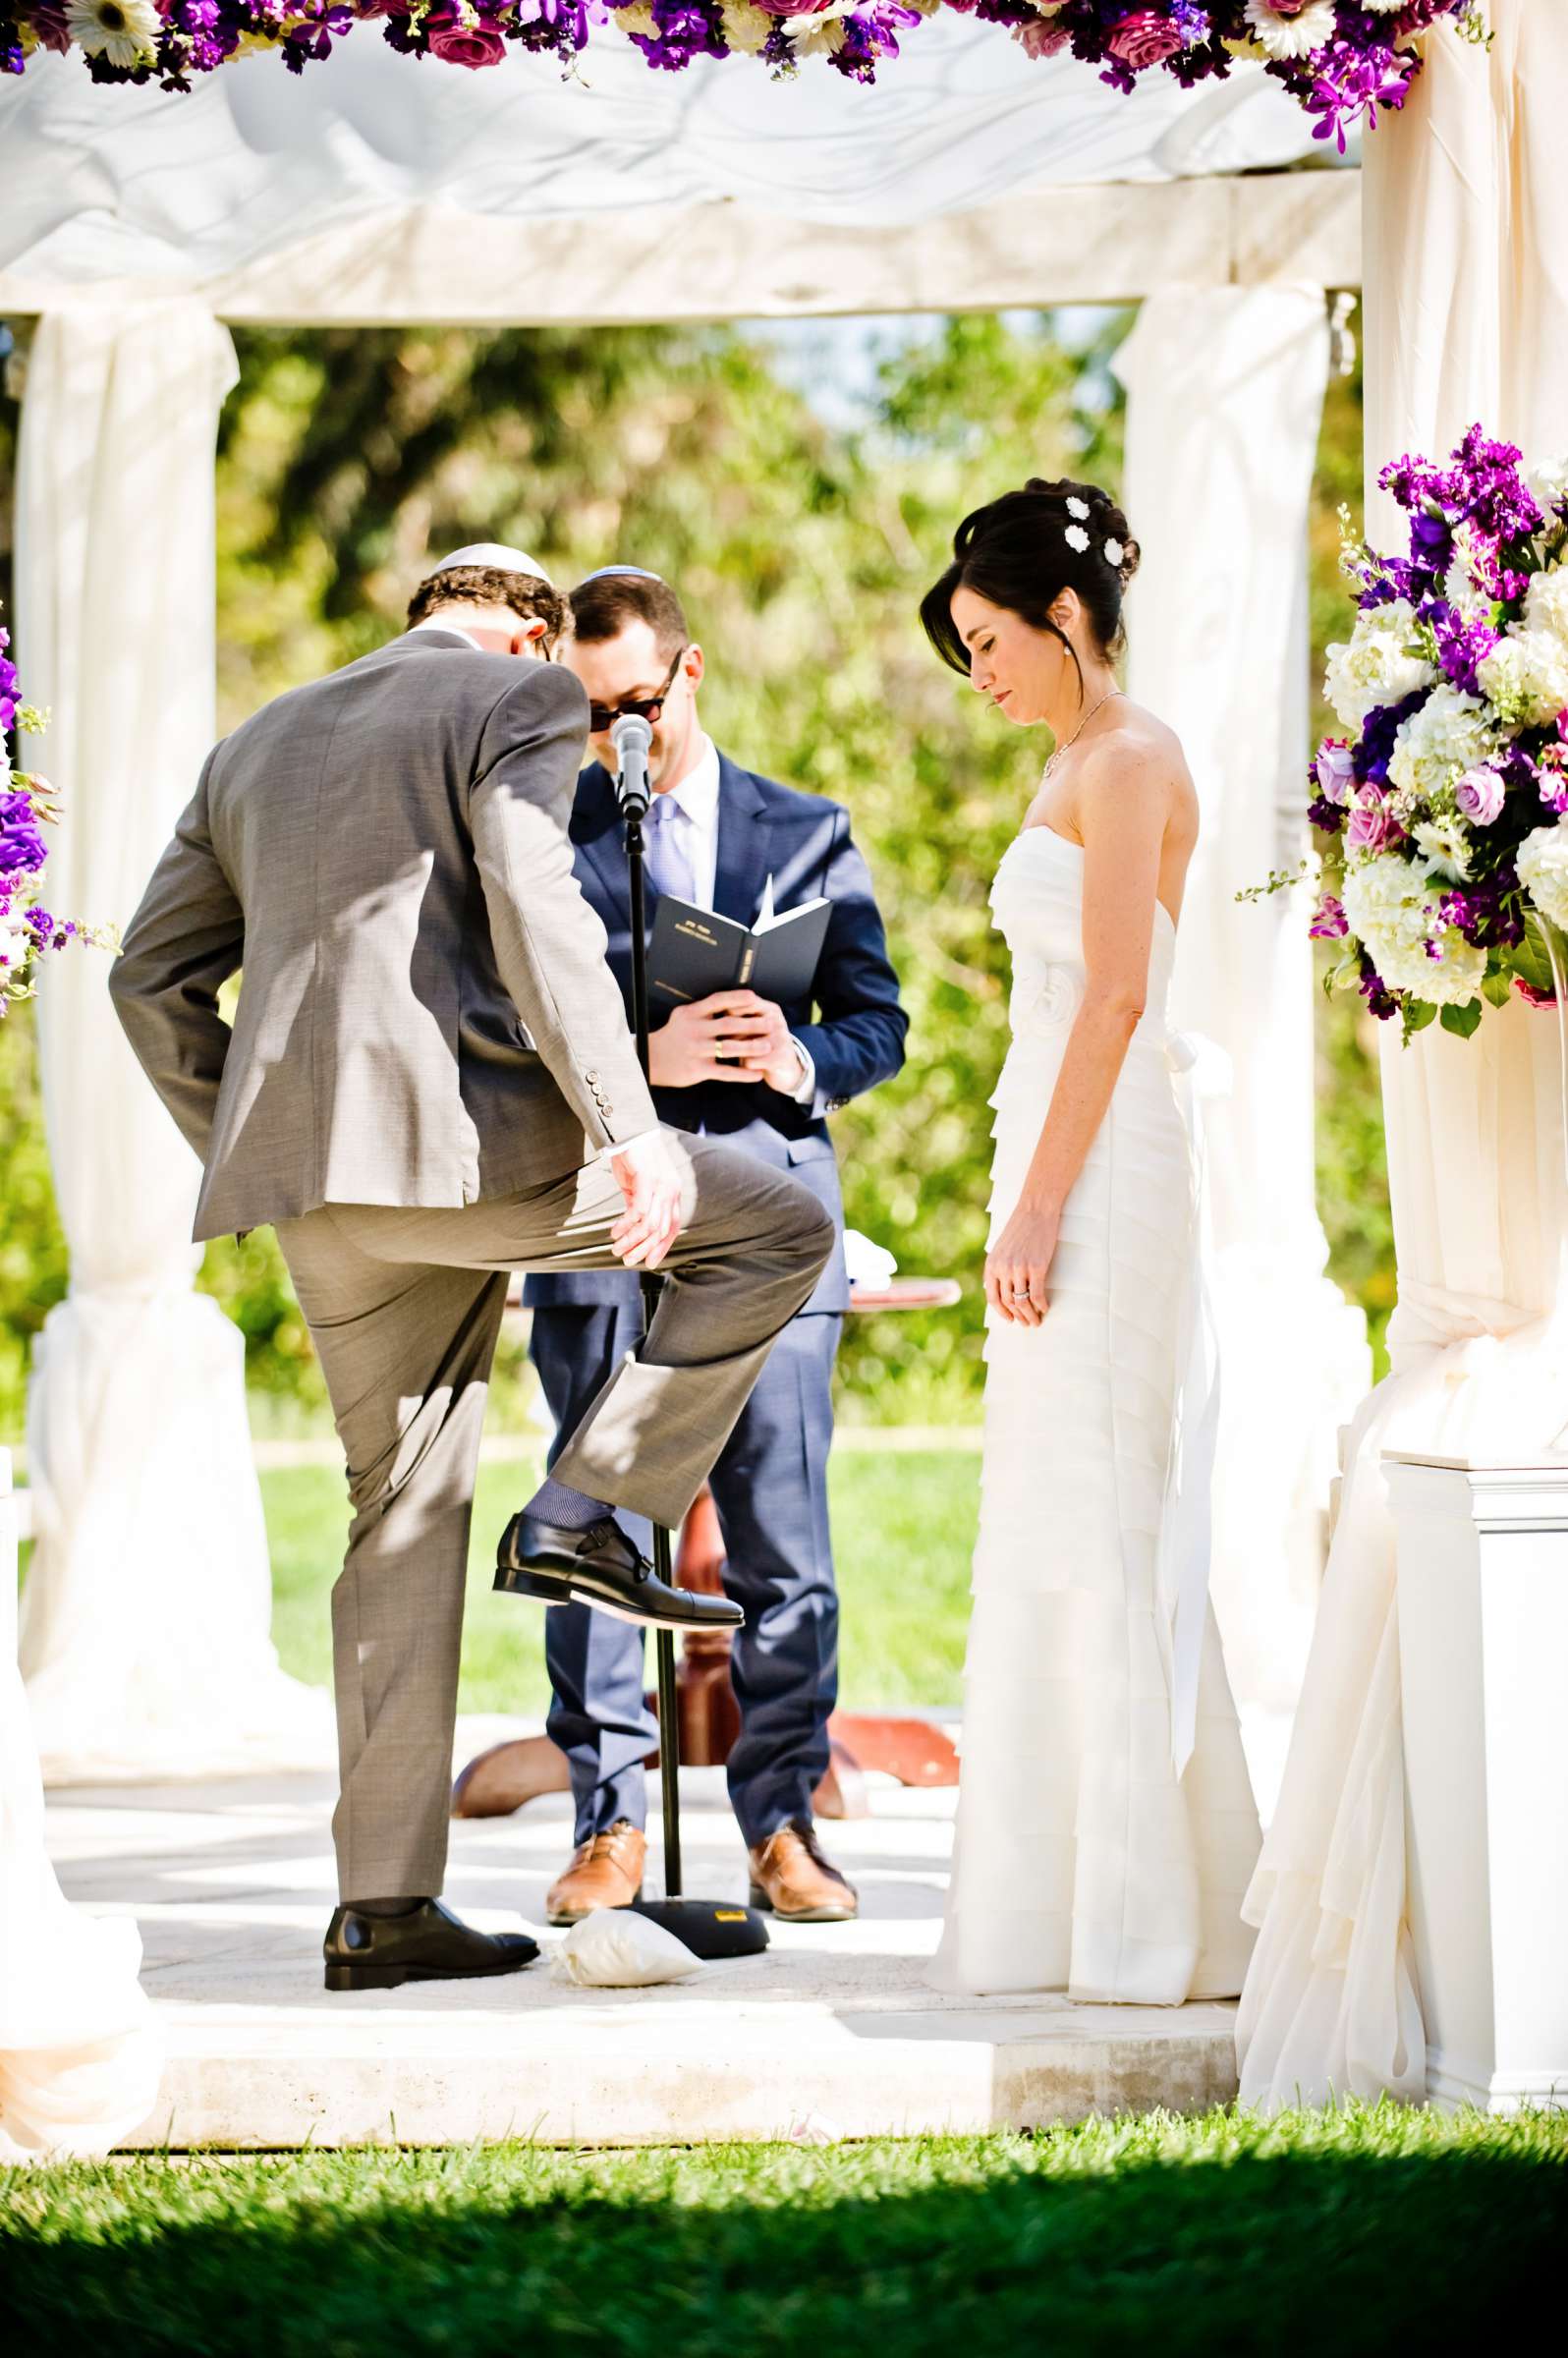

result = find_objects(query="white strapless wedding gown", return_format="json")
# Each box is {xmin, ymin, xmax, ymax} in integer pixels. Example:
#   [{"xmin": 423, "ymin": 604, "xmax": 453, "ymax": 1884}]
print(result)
[{"xmin": 932, "ymin": 827, "xmax": 1261, "ymax": 2004}]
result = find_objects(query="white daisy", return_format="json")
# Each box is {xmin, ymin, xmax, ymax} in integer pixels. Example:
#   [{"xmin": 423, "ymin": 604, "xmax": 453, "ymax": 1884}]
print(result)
[
  {"xmin": 1065, "ymin": 497, "xmax": 1090, "ymax": 521},
  {"xmin": 1243, "ymin": 0, "xmax": 1337, "ymax": 61},
  {"xmin": 67, "ymin": 0, "xmax": 159, "ymax": 67},
  {"xmin": 1064, "ymin": 524, "xmax": 1090, "ymax": 554},
  {"xmin": 1103, "ymin": 536, "xmax": 1125, "ymax": 568}
]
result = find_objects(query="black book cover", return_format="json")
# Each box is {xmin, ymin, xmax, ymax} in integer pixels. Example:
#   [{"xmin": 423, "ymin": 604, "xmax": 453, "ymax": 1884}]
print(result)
[{"xmin": 648, "ymin": 892, "xmax": 831, "ymax": 1009}]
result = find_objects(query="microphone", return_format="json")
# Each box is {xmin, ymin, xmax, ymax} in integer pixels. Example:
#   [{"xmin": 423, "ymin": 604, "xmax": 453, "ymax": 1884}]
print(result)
[{"xmin": 611, "ymin": 713, "xmax": 653, "ymax": 818}]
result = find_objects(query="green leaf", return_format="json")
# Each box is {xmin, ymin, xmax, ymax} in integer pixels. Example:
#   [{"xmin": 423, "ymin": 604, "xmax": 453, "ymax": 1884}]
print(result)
[
  {"xmin": 1483, "ymin": 969, "xmax": 1513, "ymax": 1007},
  {"xmin": 1402, "ymin": 999, "xmax": 1438, "ymax": 1039},
  {"xmin": 1440, "ymin": 998, "xmax": 1484, "ymax": 1039}
]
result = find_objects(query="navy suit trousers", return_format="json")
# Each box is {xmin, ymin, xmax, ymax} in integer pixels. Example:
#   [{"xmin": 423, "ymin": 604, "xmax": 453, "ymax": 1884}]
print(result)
[{"xmin": 532, "ymin": 1295, "xmax": 842, "ymax": 1848}]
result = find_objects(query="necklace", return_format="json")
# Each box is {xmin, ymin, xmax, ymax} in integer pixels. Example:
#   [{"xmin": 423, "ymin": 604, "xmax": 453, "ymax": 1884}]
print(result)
[{"xmin": 1042, "ymin": 686, "xmax": 1124, "ymax": 780}]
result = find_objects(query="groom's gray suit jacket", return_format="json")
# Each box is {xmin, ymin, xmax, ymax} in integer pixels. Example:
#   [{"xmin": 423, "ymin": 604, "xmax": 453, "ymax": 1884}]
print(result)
[{"xmin": 111, "ymin": 629, "xmax": 656, "ymax": 1241}]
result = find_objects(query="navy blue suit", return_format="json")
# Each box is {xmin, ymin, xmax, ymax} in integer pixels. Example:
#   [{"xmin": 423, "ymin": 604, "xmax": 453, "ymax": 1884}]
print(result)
[{"xmin": 525, "ymin": 753, "xmax": 907, "ymax": 1845}]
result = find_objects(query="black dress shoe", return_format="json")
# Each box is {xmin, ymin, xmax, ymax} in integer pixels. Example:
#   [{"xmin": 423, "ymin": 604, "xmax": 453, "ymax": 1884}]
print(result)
[
  {"xmin": 494, "ymin": 1510, "xmax": 744, "ymax": 1633},
  {"xmin": 323, "ymin": 1898, "xmax": 539, "ymax": 1993}
]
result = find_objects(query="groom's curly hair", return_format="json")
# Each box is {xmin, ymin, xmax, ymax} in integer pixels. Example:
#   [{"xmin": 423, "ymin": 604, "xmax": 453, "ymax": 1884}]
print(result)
[
  {"xmin": 920, "ymin": 477, "xmax": 1141, "ymax": 697},
  {"xmin": 407, "ymin": 565, "xmax": 571, "ymax": 650}
]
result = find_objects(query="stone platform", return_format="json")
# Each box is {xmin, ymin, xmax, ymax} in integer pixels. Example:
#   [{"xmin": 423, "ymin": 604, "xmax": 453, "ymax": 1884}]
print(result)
[{"xmin": 45, "ymin": 1720, "xmax": 1240, "ymax": 2148}]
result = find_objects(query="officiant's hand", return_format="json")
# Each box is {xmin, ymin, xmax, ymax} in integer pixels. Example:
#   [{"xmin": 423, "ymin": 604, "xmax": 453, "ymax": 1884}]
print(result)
[
  {"xmin": 984, "ymin": 1198, "xmax": 1060, "ymax": 1328},
  {"xmin": 648, "ymin": 992, "xmax": 770, "ymax": 1090}
]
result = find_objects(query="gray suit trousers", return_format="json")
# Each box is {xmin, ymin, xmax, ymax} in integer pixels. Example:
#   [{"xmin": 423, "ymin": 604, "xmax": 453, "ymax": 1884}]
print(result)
[{"xmin": 275, "ymin": 1130, "xmax": 834, "ymax": 1902}]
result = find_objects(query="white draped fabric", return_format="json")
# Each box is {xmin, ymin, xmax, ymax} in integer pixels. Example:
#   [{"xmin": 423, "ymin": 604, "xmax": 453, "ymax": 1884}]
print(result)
[
  {"xmin": 16, "ymin": 301, "xmax": 333, "ymax": 1781},
  {"xmin": 1238, "ymin": 0, "xmax": 1568, "ymax": 2111},
  {"xmin": 0, "ymin": 1451, "xmax": 161, "ymax": 2159},
  {"xmin": 1117, "ymin": 288, "xmax": 1372, "ymax": 1817}
]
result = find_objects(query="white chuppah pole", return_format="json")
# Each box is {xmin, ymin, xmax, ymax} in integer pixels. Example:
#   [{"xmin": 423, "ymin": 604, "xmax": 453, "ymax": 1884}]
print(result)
[
  {"xmin": 1238, "ymin": 1, "xmax": 1568, "ymax": 2111},
  {"xmin": 1115, "ymin": 287, "xmax": 1371, "ymax": 1818},
  {"xmin": 15, "ymin": 300, "xmax": 331, "ymax": 1780}
]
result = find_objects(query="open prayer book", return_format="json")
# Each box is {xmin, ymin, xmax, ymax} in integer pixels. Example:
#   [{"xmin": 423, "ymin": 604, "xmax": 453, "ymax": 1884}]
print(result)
[{"xmin": 648, "ymin": 879, "xmax": 831, "ymax": 1009}]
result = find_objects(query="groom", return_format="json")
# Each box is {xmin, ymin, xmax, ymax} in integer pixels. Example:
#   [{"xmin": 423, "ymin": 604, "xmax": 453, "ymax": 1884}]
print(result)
[{"xmin": 108, "ymin": 547, "xmax": 834, "ymax": 1993}]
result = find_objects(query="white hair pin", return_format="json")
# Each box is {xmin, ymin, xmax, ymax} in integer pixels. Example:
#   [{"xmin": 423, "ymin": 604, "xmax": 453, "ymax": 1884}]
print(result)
[
  {"xmin": 1064, "ymin": 524, "xmax": 1091, "ymax": 553},
  {"xmin": 1104, "ymin": 536, "xmax": 1125, "ymax": 567}
]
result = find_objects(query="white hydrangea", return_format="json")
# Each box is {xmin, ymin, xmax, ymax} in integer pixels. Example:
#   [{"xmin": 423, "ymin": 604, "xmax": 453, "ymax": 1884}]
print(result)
[
  {"xmin": 0, "ymin": 915, "xmax": 34, "ymax": 975},
  {"xmin": 1323, "ymin": 600, "xmax": 1435, "ymax": 734},
  {"xmin": 1243, "ymin": 1, "xmax": 1337, "ymax": 60},
  {"xmin": 1341, "ymin": 852, "xmax": 1486, "ymax": 1005},
  {"xmin": 1517, "ymin": 824, "xmax": 1568, "ymax": 930},
  {"xmin": 1386, "ymin": 684, "xmax": 1494, "ymax": 802},
  {"xmin": 1477, "ymin": 629, "xmax": 1568, "ymax": 729},
  {"xmin": 1526, "ymin": 457, "xmax": 1568, "ymax": 516},
  {"xmin": 720, "ymin": 5, "xmax": 771, "ymax": 50},
  {"xmin": 1523, "ymin": 564, "xmax": 1568, "ymax": 650}
]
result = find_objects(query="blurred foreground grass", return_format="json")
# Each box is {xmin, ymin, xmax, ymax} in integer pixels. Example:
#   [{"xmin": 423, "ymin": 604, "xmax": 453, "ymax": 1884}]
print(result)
[{"xmin": 3, "ymin": 2105, "xmax": 1562, "ymax": 2355}]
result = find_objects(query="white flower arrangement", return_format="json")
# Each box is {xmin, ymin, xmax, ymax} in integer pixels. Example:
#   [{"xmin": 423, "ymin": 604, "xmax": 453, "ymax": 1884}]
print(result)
[
  {"xmin": 1477, "ymin": 630, "xmax": 1568, "ymax": 731},
  {"xmin": 1323, "ymin": 600, "xmax": 1435, "ymax": 735},
  {"xmin": 1243, "ymin": 1, "xmax": 1338, "ymax": 63},
  {"xmin": 66, "ymin": 0, "xmax": 158, "ymax": 67},
  {"xmin": 1387, "ymin": 684, "xmax": 1495, "ymax": 804},
  {"xmin": 1517, "ymin": 825, "xmax": 1568, "ymax": 932},
  {"xmin": 1340, "ymin": 854, "xmax": 1488, "ymax": 1006}
]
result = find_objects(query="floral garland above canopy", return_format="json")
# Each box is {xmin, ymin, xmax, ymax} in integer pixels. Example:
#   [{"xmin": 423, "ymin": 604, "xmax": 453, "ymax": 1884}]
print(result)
[{"xmin": 3, "ymin": 2, "xmax": 1485, "ymax": 147}]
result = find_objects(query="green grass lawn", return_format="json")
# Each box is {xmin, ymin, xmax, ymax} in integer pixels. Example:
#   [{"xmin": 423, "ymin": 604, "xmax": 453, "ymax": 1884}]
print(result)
[
  {"xmin": 3, "ymin": 2105, "xmax": 1563, "ymax": 2353},
  {"xmin": 264, "ymin": 1449, "xmax": 980, "ymax": 1719}
]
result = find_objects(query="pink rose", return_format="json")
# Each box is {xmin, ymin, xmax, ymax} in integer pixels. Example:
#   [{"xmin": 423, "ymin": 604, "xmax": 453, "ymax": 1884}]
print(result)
[
  {"xmin": 1260, "ymin": 1, "xmax": 1309, "ymax": 15},
  {"xmin": 1454, "ymin": 763, "xmax": 1505, "ymax": 825},
  {"xmin": 1013, "ymin": 17, "xmax": 1071, "ymax": 55},
  {"xmin": 1315, "ymin": 739, "xmax": 1357, "ymax": 805},
  {"xmin": 425, "ymin": 8, "xmax": 508, "ymax": 65},
  {"xmin": 752, "ymin": 0, "xmax": 836, "ymax": 14},
  {"xmin": 1345, "ymin": 786, "xmax": 1395, "ymax": 855},
  {"xmin": 1106, "ymin": 9, "xmax": 1184, "ymax": 69}
]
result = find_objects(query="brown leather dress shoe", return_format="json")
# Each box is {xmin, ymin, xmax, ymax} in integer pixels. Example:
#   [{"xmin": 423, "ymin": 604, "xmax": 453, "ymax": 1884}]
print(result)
[
  {"xmin": 747, "ymin": 1819, "xmax": 858, "ymax": 1923},
  {"xmin": 545, "ymin": 1822, "xmax": 647, "ymax": 1927}
]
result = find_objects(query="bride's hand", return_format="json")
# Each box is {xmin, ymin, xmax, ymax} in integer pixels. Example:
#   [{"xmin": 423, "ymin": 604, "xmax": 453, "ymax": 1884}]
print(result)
[{"xmin": 984, "ymin": 1199, "xmax": 1060, "ymax": 1327}]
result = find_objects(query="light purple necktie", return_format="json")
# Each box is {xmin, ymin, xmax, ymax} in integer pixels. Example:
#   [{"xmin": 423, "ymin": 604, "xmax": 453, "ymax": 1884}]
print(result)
[{"xmin": 644, "ymin": 790, "xmax": 699, "ymax": 908}]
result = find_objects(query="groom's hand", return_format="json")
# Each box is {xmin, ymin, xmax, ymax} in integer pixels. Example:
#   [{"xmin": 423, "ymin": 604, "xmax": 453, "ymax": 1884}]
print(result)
[
  {"xmin": 609, "ymin": 1132, "xmax": 688, "ymax": 1271},
  {"xmin": 647, "ymin": 992, "xmax": 769, "ymax": 1090}
]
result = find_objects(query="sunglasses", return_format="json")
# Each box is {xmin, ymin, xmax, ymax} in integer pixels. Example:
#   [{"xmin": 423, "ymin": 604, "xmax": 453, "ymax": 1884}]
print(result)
[{"xmin": 587, "ymin": 646, "xmax": 687, "ymax": 738}]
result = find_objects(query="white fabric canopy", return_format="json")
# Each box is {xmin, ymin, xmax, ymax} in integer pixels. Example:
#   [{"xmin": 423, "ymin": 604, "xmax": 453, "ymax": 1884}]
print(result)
[
  {"xmin": 0, "ymin": 28, "xmax": 1324, "ymax": 271},
  {"xmin": 1238, "ymin": 0, "xmax": 1568, "ymax": 2113},
  {"xmin": 1117, "ymin": 286, "xmax": 1372, "ymax": 1816},
  {"xmin": 15, "ymin": 300, "xmax": 334, "ymax": 1782}
]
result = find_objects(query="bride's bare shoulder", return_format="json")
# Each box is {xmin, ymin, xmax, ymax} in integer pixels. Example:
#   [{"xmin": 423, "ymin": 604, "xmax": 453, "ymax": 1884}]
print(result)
[{"xmin": 1078, "ymin": 703, "xmax": 1194, "ymax": 816}]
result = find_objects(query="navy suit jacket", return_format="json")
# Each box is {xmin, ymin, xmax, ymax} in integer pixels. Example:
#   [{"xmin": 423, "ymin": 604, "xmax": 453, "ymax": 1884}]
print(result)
[{"xmin": 523, "ymin": 752, "xmax": 907, "ymax": 1316}]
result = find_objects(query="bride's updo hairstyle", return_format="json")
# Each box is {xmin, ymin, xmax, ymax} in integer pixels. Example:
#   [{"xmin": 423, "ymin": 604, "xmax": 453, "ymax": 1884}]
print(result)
[{"xmin": 921, "ymin": 477, "xmax": 1141, "ymax": 698}]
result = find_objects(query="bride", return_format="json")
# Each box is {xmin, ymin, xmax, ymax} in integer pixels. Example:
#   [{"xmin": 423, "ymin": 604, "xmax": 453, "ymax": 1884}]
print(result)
[{"xmin": 922, "ymin": 478, "xmax": 1260, "ymax": 2005}]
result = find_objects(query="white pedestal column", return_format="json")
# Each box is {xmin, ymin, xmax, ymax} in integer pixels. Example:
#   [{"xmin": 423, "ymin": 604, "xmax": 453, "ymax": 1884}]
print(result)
[{"xmin": 1385, "ymin": 1453, "xmax": 1568, "ymax": 2113}]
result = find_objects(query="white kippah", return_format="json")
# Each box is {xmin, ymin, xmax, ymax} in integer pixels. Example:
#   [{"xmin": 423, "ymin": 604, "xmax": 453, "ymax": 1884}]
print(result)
[{"xmin": 430, "ymin": 542, "xmax": 553, "ymax": 584}]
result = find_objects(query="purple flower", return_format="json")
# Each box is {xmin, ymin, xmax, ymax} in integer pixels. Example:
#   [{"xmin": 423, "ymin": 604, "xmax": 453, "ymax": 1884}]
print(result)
[
  {"xmin": 1359, "ymin": 961, "xmax": 1399, "ymax": 1022},
  {"xmin": 0, "ymin": 791, "xmax": 50, "ymax": 877},
  {"xmin": 1314, "ymin": 739, "xmax": 1357, "ymax": 805},
  {"xmin": 1454, "ymin": 763, "xmax": 1505, "ymax": 826},
  {"xmin": 1309, "ymin": 892, "xmax": 1349, "ymax": 940}
]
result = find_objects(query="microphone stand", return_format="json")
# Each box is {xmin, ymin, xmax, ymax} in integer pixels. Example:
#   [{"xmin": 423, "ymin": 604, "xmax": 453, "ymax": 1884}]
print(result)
[{"xmin": 612, "ymin": 715, "xmax": 767, "ymax": 1963}]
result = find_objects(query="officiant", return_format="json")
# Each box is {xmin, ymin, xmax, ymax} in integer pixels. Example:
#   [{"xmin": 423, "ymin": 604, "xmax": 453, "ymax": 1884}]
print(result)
[{"xmin": 525, "ymin": 565, "xmax": 907, "ymax": 1928}]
